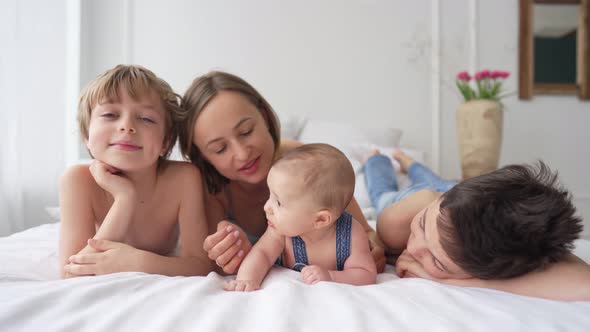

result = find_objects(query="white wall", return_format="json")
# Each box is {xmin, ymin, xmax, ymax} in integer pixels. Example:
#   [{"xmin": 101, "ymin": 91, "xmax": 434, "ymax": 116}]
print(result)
[
  {"xmin": 1, "ymin": 0, "xmax": 588, "ymax": 238},
  {"xmin": 80, "ymin": 0, "xmax": 435, "ymax": 154},
  {"xmin": 439, "ymin": 0, "xmax": 590, "ymax": 238}
]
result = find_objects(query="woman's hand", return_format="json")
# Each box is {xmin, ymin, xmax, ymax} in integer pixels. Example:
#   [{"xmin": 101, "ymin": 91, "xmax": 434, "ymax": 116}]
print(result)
[
  {"xmin": 89, "ymin": 160, "xmax": 136, "ymax": 200},
  {"xmin": 367, "ymin": 230, "xmax": 386, "ymax": 273},
  {"xmin": 203, "ymin": 221, "xmax": 252, "ymax": 274},
  {"xmin": 64, "ymin": 239, "xmax": 143, "ymax": 276}
]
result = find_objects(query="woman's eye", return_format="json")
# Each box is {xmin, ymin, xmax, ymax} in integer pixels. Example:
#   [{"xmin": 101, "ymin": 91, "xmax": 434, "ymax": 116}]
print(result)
[
  {"xmin": 419, "ymin": 216, "xmax": 425, "ymax": 230},
  {"xmin": 215, "ymin": 146, "xmax": 227, "ymax": 154},
  {"xmin": 240, "ymin": 128, "xmax": 253, "ymax": 137},
  {"xmin": 101, "ymin": 113, "xmax": 116, "ymax": 118},
  {"xmin": 277, "ymin": 200, "xmax": 281, "ymax": 207}
]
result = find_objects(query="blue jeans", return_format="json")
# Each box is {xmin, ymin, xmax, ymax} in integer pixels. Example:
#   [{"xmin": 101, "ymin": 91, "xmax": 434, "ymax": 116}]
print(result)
[{"xmin": 364, "ymin": 154, "xmax": 457, "ymax": 217}]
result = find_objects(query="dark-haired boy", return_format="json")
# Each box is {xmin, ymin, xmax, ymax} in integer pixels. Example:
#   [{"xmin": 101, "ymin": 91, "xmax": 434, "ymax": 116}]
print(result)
[{"xmin": 365, "ymin": 150, "xmax": 590, "ymax": 301}]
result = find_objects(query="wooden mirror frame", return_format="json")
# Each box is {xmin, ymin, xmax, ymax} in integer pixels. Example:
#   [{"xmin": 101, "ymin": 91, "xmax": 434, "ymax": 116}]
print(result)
[{"xmin": 519, "ymin": 0, "xmax": 590, "ymax": 100}]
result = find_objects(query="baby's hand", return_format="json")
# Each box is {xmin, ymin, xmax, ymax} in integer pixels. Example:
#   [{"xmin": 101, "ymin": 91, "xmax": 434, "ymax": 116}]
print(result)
[
  {"xmin": 301, "ymin": 265, "xmax": 332, "ymax": 285},
  {"xmin": 224, "ymin": 279, "xmax": 260, "ymax": 292}
]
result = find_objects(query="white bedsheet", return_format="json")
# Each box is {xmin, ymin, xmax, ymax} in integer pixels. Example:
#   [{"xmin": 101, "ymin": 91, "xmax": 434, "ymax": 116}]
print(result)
[{"xmin": 1, "ymin": 223, "xmax": 589, "ymax": 332}]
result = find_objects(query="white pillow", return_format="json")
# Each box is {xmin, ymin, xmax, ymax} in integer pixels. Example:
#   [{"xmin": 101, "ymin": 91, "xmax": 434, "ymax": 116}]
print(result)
[
  {"xmin": 277, "ymin": 112, "xmax": 307, "ymax": 140},
  {"xmin": 45, "ymin": 206, "xmax": 61, "ymax": 222},
  {"xmin": 298, "ymin": 120, "xmax": 403, "ymax": 156}
]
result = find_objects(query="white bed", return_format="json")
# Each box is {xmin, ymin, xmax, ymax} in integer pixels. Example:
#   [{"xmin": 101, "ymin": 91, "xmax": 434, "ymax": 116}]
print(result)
[
  {"xmin": 1, "ymin": 222, "xmax": 590, "ymax": 331},
  {"xmin": 2, "ymin": 118, "xmax": 589, "ymax": 331}
]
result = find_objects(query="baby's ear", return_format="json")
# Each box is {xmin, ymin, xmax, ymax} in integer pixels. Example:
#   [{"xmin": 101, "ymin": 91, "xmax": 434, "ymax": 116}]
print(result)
[{"xmin": 313, "ymin": 209, "xmax": 333, "ymax": 229}]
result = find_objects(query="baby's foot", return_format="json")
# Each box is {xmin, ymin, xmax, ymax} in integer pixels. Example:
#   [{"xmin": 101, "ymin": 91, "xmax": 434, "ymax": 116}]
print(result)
[
  {"xmin": 393, "ymin": 150, "xmax": 415, "ymax": 174},
  {"xmin": 362, "ymin": 149, "xmax": 381, "ymax": 165}
]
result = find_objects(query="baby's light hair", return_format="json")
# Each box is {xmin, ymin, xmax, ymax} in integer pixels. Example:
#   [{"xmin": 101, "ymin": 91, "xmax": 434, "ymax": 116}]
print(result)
[
  {"xmin": 77, "ymin": 64, "xmax": 182, "ymax": 163},
  {"xmin": 273, "ymin": 143, "xmax": 355, "ymax": 215}
]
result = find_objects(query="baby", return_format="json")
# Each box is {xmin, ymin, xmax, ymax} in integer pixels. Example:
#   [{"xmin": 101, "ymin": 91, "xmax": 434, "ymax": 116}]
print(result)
[{"xmin": 224, "ymin": 143, "xmax": 377, "ymax": 291}]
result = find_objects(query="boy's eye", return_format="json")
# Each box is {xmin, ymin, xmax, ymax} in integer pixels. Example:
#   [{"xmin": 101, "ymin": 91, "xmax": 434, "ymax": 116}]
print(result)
[
  {"xmin": 101, "ymin": 113, "xmax": 117, "ymax": 118},
  {"xmin": 140, "ymin": 116, "xmax": 155, "ymax": 124}
]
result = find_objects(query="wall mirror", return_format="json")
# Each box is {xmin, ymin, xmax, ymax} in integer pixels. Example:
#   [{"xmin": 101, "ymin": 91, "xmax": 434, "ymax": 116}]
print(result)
[{"xmin": 519, "ymin": 0, "xmax": 590, "ymax": 99}]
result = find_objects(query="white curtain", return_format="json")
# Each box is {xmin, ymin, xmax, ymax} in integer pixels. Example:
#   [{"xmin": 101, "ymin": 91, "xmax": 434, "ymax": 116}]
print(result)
[
  {"xmin": 0, "ymin": 1, "xmax": 24, "ymax": 236},
  {"xmin": 0, "ymin": 0, "xmax": 66, "ymax": 236},
  {"xmin": 0, "ymin": 110, "xmax": 25, "ymax": 236}
]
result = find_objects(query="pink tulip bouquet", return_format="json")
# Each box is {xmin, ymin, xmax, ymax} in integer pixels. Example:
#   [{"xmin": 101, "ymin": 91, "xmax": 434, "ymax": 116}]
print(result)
[{"xmin": 456, "ymin": 70, "xmax": 510, "ymax": 101}]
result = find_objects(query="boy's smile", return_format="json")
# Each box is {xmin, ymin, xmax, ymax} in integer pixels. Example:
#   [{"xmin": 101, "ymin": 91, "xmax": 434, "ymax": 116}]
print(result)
[
  {"xmin": 86, "ymin": 87, "xmax": 167, "ymax": 172},
  {"xmin": 110, "ymin": 140, "xmax": 142, "ymax": 151}
]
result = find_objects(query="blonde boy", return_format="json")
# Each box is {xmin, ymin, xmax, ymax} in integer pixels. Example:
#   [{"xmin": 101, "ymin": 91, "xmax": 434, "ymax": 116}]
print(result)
[
  {"xmin": 225, "ymin": 143, "xmax": 377, "ymax": 291},
  {"xmin": 59, "ymin": 65, "xmax": 210, "ymax": 278}
]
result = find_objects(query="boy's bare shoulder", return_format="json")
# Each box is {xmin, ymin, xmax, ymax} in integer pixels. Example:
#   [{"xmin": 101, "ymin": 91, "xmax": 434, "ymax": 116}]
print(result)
[
  {"xmin": 160, "ymin": 160, "xmax": 202, "ymax": 181},
  {"xmin": 59, "ymin": 164, "xmax": 104, "ymax": 203},
  {"xmin": 60, "ymin": 164, "xmax": 95, "ymax": 188}
]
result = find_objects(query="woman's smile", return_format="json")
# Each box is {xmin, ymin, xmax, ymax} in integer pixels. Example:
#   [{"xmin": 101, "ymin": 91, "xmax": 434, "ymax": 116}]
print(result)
[{"xmin": 238, "ymin": 156, "xmax": 260, "ymax": 175}]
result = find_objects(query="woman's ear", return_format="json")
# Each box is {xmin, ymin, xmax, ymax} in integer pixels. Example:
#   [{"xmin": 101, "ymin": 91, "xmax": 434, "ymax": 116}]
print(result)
[{"xmin": 313, "ymin": 209, "xmax": 334, "ymax": 229}]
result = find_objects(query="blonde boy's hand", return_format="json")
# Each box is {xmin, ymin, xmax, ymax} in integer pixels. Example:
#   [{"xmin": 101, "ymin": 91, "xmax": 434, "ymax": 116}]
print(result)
[
  {"xmin": 89, "ymin": 160, "xmax": 136, "ymax": 200},
  {"xmin": 224, "ymin": 279, "xmax": 260, "ymax": 292},
  {"xmin": 301, "ymin": 265, "xmax": 332, "ymax": 285},
  {"xmin": 64, "ymin": 239, "xmax": 142, "ymax": 276}
]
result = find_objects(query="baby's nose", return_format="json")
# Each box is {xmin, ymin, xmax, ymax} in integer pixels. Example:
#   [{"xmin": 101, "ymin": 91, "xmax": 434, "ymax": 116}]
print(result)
[{"xmin": 263, "ymin": 200, "xmax": 272, "ymax": 214}]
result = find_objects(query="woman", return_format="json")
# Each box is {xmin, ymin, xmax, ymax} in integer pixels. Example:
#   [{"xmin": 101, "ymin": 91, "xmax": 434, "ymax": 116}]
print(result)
[{"xmin": 178, "ymin": 71, "xmax": 386, "ymax": 274}]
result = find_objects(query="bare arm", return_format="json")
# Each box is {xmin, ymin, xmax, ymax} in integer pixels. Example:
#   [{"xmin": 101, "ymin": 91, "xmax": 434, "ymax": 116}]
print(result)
[
  {"xmin": 225, "ymin": 228, "xmax": 285, "ymax": 291},
  {"xmin": 443, "ymin": 254, "xmax": 590, "ymax": 301},
  {"xmin": 59, "ymin": 165, "xmax": 98, "ymax": 278},
  {"xmin": 328, "ymin": 220, "xmax": 377, "ymax": 285},
  {"xmin": 201, "ymin": 190, "xmax": 252, "ymax": 275},
  {"xmin": 376, "ymin": 189, "xmax": 440, "ymax": 255},
  {"xmin": 58, "ymin": 165, "xmax": 137, "ymax": 278}
]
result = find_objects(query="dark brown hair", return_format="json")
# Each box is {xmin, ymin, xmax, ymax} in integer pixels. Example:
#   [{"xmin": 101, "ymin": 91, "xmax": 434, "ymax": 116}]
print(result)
[
  {"xmin": 179, "ymin": 71, "xmax": 281, "ymax": 194},
  {"xmin": 437, "ymin": 161, "xmax": 582, "ymax": 279}
]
